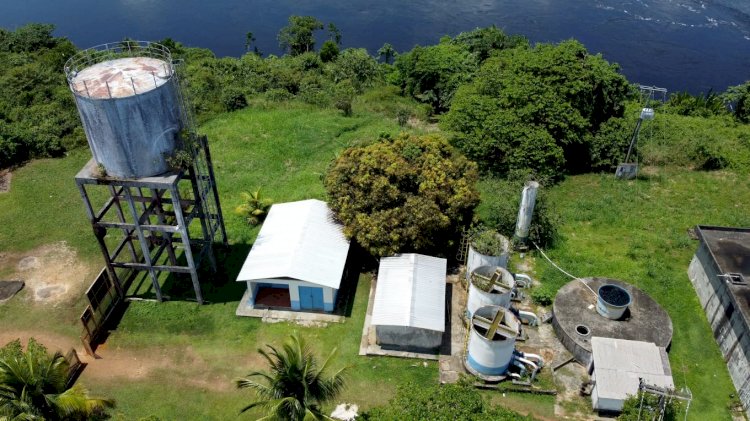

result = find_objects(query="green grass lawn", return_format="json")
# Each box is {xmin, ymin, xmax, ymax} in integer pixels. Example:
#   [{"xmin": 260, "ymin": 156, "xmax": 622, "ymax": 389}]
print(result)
[{"xmin": 0, "ymin": 100, "xmax": 748, "ymax": 419}]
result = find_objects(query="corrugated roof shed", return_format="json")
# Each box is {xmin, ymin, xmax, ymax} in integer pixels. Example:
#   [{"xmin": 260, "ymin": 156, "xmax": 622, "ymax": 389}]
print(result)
[
  {"xmin": 591, "ymin": 337, "xmax": 674, "ymax": 401},
  {"xmin": 371, "ymin": 253, "xmax": 447, "ymax": 332},
  {"xmin": 236, "ymin": 199, "xmax": 350, "ymax": 289}
]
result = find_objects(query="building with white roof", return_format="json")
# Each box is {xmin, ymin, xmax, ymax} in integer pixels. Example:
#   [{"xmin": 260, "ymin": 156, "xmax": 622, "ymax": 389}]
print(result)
[
  {"xmin": 371, "ymin": 253, "xmax": 447, "ymax": 351},
  {"xmin": 589, "ymin": 337, "xmax": 674, "ymax": 412},
  {"xmin": 235, "ymin": 199, "xmax": 350, "ymax": 313}
]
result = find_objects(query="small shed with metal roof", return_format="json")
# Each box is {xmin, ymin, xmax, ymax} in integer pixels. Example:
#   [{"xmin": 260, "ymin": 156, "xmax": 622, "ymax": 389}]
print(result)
[
  {"xmin": 371, "ymin": 253, "xmax": 447, "ymax": 351},
  {"xmin": 589, "ymin": 337, "xmax": 674, "ymax": 412},
  {"xmin": 236, "ymin": 199, "xmax": 350, "ymax": 313}
]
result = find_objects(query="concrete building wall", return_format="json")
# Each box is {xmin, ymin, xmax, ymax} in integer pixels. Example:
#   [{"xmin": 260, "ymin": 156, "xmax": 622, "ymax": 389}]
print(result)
[
  {"xmin": 688, "ymin": 245, "xmax": 750, "ymax": 417},
  {"xmin": 375, "ymin": 325, "xmax": 442, "ymax": 351}
]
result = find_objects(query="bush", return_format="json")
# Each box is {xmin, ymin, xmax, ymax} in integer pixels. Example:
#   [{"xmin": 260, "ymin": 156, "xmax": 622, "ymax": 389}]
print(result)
[
  {"xmin": 264, "ymin": 88, "xmax": 294, "ymax": 102},
  {"xmin": 477, "ymin": 177, "xmax": 559, "ymax": 248},
  {"xmin": 470, "ymin": 228, "xmax": 508, "ymax": 256},
  {"xmin": 325, "ymin": 133, "xmax": 480, "ymax": 257},
  {"xmin": 531, "ymin": 285, "xmax": 555, "ymax": 306},
  {"xmin": 319, "ymin": 40, "xmax": 339, "ymax": 62},
  {"xmin": 220, "ymin": 87, "xmax": 248, "ymax": 111},
  {"xmin": 333, "ymin": 48, "xmax": 381, "ymax": 92}
]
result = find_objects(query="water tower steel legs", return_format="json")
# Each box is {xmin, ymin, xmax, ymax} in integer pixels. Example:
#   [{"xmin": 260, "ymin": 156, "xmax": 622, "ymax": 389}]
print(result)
[{"xmin": 74, "ymin": 153, "xmax": 225, "ymax": 304}]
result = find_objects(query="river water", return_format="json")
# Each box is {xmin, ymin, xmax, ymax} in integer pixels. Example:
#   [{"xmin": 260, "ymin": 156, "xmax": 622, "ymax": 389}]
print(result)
[{"xmin": 2, "ymin": 0, "xmax": 749, "ymax": 93}]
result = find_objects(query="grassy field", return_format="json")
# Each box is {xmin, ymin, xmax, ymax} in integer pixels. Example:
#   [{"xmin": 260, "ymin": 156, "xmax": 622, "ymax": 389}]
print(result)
[{"xmin": 0, "ymin": 100, "xmax": 748, "ymax": 419}]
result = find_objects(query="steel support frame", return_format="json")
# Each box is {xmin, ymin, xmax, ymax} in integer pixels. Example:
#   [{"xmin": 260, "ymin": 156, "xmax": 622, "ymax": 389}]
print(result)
[{"xmin": 75, "ymin": 153, "xmax": 225, "ymax": 304}]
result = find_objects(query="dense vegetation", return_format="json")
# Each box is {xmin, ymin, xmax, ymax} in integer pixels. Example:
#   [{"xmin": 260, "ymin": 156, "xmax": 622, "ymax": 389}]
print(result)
[{"xmin": 325, "ymin": 133, "xmax": 479, "ymax": 257}]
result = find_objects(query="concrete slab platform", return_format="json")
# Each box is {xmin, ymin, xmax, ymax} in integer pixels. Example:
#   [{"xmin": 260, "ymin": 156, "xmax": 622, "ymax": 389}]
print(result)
[{"xmin": 235, "ymin": 289, "xmax": 344, "ymax": 325}]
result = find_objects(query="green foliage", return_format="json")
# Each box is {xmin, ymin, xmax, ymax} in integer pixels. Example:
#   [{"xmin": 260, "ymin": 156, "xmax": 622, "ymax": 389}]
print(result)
[
  {"xmin": 333, "ymin": 80, "xmax": 356, "ymax": 116},
  {"xmin": 443, "ymin": 40, "xmax": 629, "ymax": 178},
  {"xmin": 470, "ymin": 228, "xmax": 508, "ymax": 256},
  {"xmin": 451, "ymin": 25, "xmax": 528, "ymax": 62},
  {"xmin": 393, "ymin": 41, "xmax": 477, "ymax": 113},
  {"xmin": 277, "ymin": 15, "xmax": 324, "ymax": 55},
  {"xmin": 476, "ymin": 177, "xmax": 559, "ymax": 248},
  {"xmin": 0, "ymin": 24, "xmax": 82, "ymax": 168},
  {"xmin": 236, "ymin": 333, "xmax": 346, "ymax": 421},
  {"xmin": 363, "ymin": 382, "xmax": 535, "ymax": 420},
  {"xmin": 377, "ymin": 43, "xmax": 396, "ymax": 64},
  {"xmin": 0, "ymin": 338, "xmax": 114, "ymax": 420},
  {"xmin": 333, "ymin": 48, "xmax": 381, "ymax": 92},
  {"xmin": 234, "ymin": 189, "xmax": 273, "ymax": 226},
  {"xmin": 325, "ymin": 133, "xmax": 480, "ymax": 257},
  {"xmin": 723, "ymin": 80, "xmax": 750, "ymax": 123},
  {"xmin": 319, "ymin": 39, "xmax": 339, "ymax": 62},
  {"xmin": 618, "ymin": 391, "xmax": 685, "ymax": 421},
  {"xmin": 220, "ymin": 87, "xmax": 248, "ymax": 112},
  {"xmin": 530, "ymin": 285, "xmax": 555, "ymax": 306},
  {"xmin": 664, "ymin": 91, "xmax": 728, "ymax": 118}
]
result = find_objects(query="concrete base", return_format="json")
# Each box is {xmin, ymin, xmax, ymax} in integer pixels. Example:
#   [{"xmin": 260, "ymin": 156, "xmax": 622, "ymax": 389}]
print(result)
[{"xmin": 235, "ymin": 289, "xmax": 344, "ymax": 324}]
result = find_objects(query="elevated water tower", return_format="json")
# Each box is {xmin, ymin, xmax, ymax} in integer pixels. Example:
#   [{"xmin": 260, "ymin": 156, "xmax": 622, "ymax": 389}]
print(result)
[{"xmin": 65, "ymin": 41, "xmax": 227, "ymax": 304}]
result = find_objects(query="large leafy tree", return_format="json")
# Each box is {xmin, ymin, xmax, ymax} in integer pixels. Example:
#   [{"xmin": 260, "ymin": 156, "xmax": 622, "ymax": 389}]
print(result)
[
  {"xmin": 0, "ymin": 338, "xmax": 114, "ymax": 420},
  {"xmin": 236, "ymin": 333, "xmax": 346, "ymax": 421},
  {"xmin": 325, "ymin": 133, "xmax": 479, "ymax": 257},
  {"xmin": 442, "ymin": 40, "xmax": 630, "ymax": 178},
  {"xmin": 277, "ymin": 16, "xmax": 324, "ymax": 56}
]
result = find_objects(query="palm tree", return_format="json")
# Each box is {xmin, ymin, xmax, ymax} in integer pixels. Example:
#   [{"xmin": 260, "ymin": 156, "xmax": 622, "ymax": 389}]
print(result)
[
  {"xmin": 0, "ymin": 338, "xmax": 114, "ymax": 420},
  {"xmin": 236, "ymin": 333, "xmax": 346, "ymax": 420}
]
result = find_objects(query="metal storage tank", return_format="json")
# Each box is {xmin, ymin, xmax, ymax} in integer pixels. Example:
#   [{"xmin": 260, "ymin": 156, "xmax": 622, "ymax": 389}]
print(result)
[
  {"xmin": 465, "ymin": 233, "xmax": 510, "ymax": 281},
  {"xmin": 64, "ymin": 42, "xmax": 182, "ymax": 178},
  {"xmin": 465, "ymin": 305, "xmax": 519, "ymax": 376},
  {"xmin": 467, "ymin": 265, "xmax": 515, "ymax": 317}
]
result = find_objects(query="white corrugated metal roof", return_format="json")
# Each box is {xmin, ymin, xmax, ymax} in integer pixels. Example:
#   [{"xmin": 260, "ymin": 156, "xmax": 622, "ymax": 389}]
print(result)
[
  {"xmin": 591, "ymin": 337, "xmax": 674, "ymax": 401},
  {"xmin": 236, "ymin": 199, "xmax": 350, "ymax": 289},
  {"xmin": 371, "ymin": 253, "xmax": 447, "ymax": 332}
]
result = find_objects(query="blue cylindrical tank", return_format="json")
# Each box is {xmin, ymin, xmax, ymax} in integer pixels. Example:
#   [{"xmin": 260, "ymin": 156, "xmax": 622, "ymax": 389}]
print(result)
[
  {"xmin": 66, "ymin": 43, "xmax": 182, "ymax": 178},
  {"xmin": 465, "ymin": 305, "xmax": 519, "ymax": 376},
  {"xmin": 467, "ymin": 265, "xmax": 515, "ymax": 318}
]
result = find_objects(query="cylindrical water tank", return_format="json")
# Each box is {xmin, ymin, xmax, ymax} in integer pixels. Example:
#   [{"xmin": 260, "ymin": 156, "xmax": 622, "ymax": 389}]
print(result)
[
  {"xmin": 65, "ymin": 42, "xmax": 182, "ymax": 178},
  {"xmin": 596, "ymin": 284, "xmax": 632, "ymax": 320},
  {"xmin": 467, "ymin": 265, "xmax": 515, "ymax": 317},
  {"xmin": 465, "ymin": 305, "xmax": 519, "ymax": 376},
  {"xmin": 465, "ymin": 233, "xmax": 510, "ymax": 281}
]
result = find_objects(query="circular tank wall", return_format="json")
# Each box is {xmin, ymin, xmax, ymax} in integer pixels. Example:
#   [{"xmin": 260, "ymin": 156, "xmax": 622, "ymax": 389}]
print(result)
[
  {"xmin": 465, "ymin": 305, "xmax": 519, "ymax": 376},
  {"xmin": 465, "ymin": 234, "xmax": 510, "ymax": 281},
  {"xmin": 66, "ymin": 44, "xmax": 182, "ymax": 178},
  {"xmin": 467, "ymin": 265, "xmax": 515, "ymax": 317}
]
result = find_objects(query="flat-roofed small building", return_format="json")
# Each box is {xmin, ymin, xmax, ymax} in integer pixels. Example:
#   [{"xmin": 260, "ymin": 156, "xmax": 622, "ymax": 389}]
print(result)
[
  {"xmin": 236, "ymin": 199, "xmax": 350, "ymax": 314},
  {"xmin": 589, "ymin": 337, "xmax": 674, "ymax": 413},
  {"xmin": 371, "ymin": 253, "xmax": 447, "ymax": 352}
]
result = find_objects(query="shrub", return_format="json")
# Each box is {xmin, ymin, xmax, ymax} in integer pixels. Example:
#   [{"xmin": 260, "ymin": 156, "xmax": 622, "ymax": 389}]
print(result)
[
  {"xmin": 531, "ymin": 285, "xmax": 555, "ymax": 306},
  {"xmin": 333, "ymin": 80, "xmax": 356, "ymax": 116},
  {"xmin": 319, "ymin": 40, "xmax": 339, "ymax": 62},
  {"xmin": 469, "ymin": 228, "xmax": 508, "ymax": 256},
  {"xmin": 220, "ymin": 87, "xmax": 248, "ymax": 112},
  {"xmin": 333, "ymin": 48, "xmax": 381, "ymax": 92},
  {"xmin": 325, "ymin": 133, "xmax": 480, "ymax": 257},
  {"xmin": 264, "ymin": 88, "xmax": 294, "ymax": 102}
]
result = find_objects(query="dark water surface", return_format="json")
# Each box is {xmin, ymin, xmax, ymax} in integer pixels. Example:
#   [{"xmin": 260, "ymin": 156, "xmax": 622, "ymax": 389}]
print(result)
[{"xmin": 2, "ymin": 0, "xmax": 749, "ymax": 93}]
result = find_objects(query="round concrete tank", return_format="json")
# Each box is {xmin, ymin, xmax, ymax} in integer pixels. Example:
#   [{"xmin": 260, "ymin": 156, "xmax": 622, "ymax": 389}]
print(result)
[
  {"xmin": 65, "ymin": 42, "xmax": 182, "ymax": 178},
  {"xmin": 596, "ymin": 284, "xmax": 631, "ymax": 320},
  {"xmin": 465, "ymin": 305, "xmax": 519, "ymax": 376},
  {"xmin": 465, "ymin": 233, "xmax": 510, "ymax": 281},
  {"xmin": 467, "ymin": 265, "xmax": 515, "ymax": 317}
]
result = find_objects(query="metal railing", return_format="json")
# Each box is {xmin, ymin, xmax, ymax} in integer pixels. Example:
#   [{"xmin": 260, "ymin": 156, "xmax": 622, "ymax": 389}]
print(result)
[{"xmin": 64, "ymin": 41, "xmax": 174, "ymax": 98}]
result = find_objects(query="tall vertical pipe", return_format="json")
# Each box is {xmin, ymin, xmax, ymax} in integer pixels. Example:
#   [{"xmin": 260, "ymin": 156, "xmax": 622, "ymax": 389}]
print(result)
[{"xmin": 513, "ymin": 181, "xmax": 539, "ymax": 248}]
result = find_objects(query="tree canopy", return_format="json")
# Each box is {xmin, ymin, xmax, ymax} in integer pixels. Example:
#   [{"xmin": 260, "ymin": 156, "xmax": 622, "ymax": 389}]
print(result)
[
  {"xmin": 442, "ymin": 39, "xmax": 630, "ymax": 178},
  {"xmin": 325, "ymin": 133, "xmax": 479, "ymax": 257},
  {"xmin": 0, "ymin": 338, "xmax": 114, "ymax": 420},
  {"xmin": 277, "ymin": 16, "xmax": 324, "ymax": 56}
]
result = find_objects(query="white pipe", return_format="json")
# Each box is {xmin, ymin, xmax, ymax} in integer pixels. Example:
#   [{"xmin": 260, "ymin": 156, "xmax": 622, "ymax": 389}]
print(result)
[
  {"xmin": 520, "ymin": 352, "xmax": 545, "ymax": 367},
  {"xmin": 514, "ymin": 273, "xmax": 532, "ymax": 288},
  {"xmin": 517, "ymin": 310, "xmax": 539, "ymax": 327},
  {"xmin": 517, "ymin": 357, "xmax": 539, "ymax": 372},
  {"xmin": 512, "ymin": 359, "xmax": 527, "ymax": 376},
  {"xmin": 508, "ymin": 372, "xmax": 521, "ymax": 380}
]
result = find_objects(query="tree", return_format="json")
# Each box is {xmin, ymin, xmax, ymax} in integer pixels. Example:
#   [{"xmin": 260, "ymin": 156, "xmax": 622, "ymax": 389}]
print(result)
[
  {"xmin": 0, "ymin": 338, "xmax": 114, "ymax": 420},
  {"xmin": 377, "ymin": 43, "xmax": 396, "ymax": 64},
  {"xmin": 362, "ymin": 382, "xmax": 534, "ymax": 420},
  {"xmin": 451, "ymin": 26, "xmax": 528, "ymax": 62},
  {"xmin": 325, "ymin": 133, "xmax": 479, "ymax": 257},
  {"xmin": 319, "ymin": 40, "xmax": 339, "ymax": 63},
  {"xmin": 277, "ymin": 16, "xmax": 324, "ymax": 56},
  {"xmin": 236, "ymin": 333, "xmax": 346, "ymax": 421},
  {"xmin": 327, "ymin": 23, "xmax": 341, "ymax": 45},
  {"xmin": 442, "ymin": 39, "xmax": 630, "ymax": 178},
  {"xmin": 245, "ymin": 31, "xmax": 261, "ymax": 56},
  {"xmin": 332, "ymin": 48, "xmax": 380, "ymax": 92}
]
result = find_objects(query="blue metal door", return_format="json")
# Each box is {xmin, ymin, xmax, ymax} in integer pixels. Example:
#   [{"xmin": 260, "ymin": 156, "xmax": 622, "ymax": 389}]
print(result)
[{"xmin": 298, "ymin": 286, "xmax": 324, "ymax": 310}]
